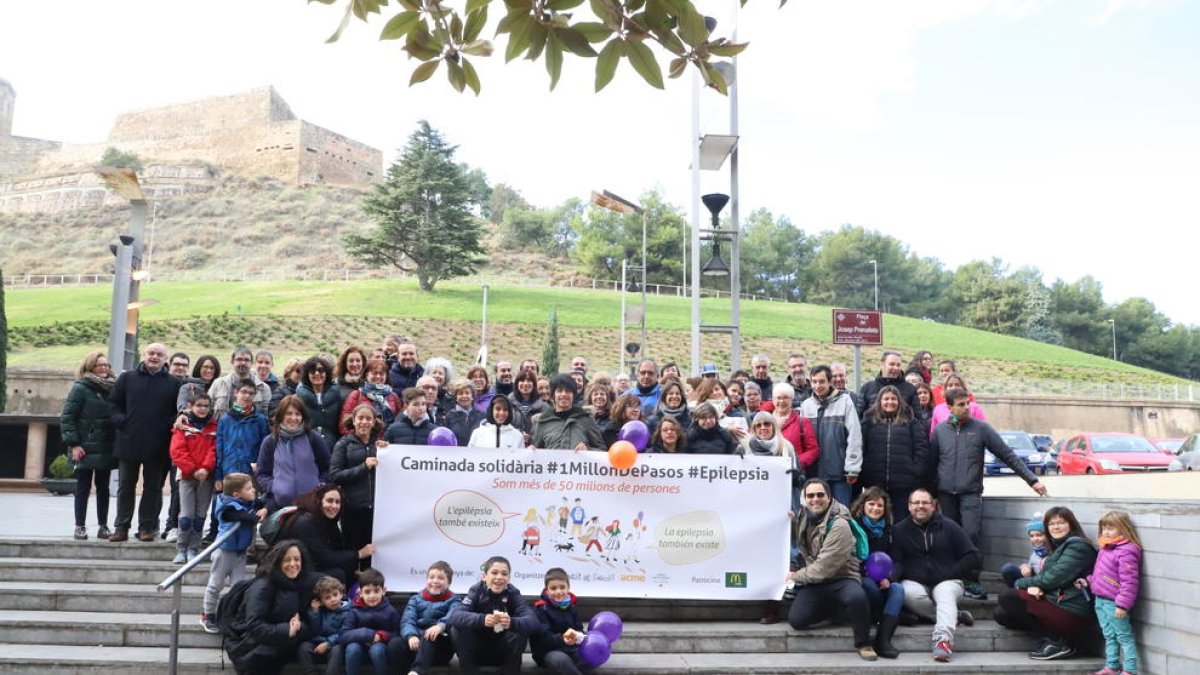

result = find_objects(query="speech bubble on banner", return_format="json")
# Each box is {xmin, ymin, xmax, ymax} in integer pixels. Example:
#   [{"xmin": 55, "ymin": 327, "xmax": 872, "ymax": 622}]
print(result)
[
  {"xmin": 433, "ymin": 490, "xmax": 519, "ymax": 547},
  {"xmin": 652, "ymin": 510, "xmax": 726, "ymax": 565}
]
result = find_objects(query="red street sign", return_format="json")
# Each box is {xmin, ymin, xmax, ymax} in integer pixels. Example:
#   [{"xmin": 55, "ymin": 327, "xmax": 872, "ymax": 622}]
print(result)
[{"xmin": 832, "ymin": 309, "xmax": 883, "ymax": 346}]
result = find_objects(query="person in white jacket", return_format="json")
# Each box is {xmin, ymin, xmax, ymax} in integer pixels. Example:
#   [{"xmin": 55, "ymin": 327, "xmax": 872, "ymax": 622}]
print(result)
[{"xmin": 468, "ymin": 396, "xmax": 525, "ymax": 449}]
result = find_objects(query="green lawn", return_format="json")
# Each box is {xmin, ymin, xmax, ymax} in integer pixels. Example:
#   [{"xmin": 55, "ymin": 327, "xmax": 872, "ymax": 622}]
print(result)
[{"xmin": 5, "ymin": 279, "xmax": 1175, "ymax": 382}]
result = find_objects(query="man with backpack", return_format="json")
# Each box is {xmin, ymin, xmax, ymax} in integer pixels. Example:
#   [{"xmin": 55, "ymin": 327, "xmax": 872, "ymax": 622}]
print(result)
[
  {"xmin": 891, "ymin": 488, "xmax": 981, "ymax": 664},
  {"xmin": 786, "ymin": 477, "xmax": 877, "ymax": 662}
]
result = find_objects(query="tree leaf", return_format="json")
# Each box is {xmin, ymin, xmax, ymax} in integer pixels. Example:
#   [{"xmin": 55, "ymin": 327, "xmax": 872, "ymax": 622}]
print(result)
[
  {"xmin": 461, "ymin": 57, "xmax": 482, "ymax": 95},
  {"xmin": 572, "ymin": 21, "xmax": 612, "ymax": 43},
  {"xmin": 547, "ymin": 0, "xmax": 586, "ymax": 9},
  {"xmin": 676, "ymin": 3, "xmax": 708, "ymax": 48},
  {"xmin": 668, "ymin": 56, "xmax": 687, "ymax": 78},
  {"xmin": 626, "ymin": 0, "xmax": 646, "ymax": 11},
  {"xmin": 504, "ymin": 15, "xmax": 537, "ymax": 62},
  {"xmin": 464, "ymin": 5, "xmax": 488, "ymax": 42},
  {"xmin": 545, "ymin": 33, "xmax": 564, "ymax": 90},
  {"xmin": 461, "ymin": 39, "xmax": 494, "ymax": 56},
  {"xmin": 594, "ymin": 38, "xmax": 624, "ymax": 91},
  {"xmin": 555, "ymin": 27, "xmax": 598, "ymax": 57},
  {"xmin": 395, "ymin": 0, "xmax": 419, "ymax": 9},
  {"xmin": 504, "ymin": 0, "xmax": 533, "ymax": 10},
  {"xmin": 380, "ymin": 11, "xmax": 422, "ymax": 40},
  {"xmin": 589, "ymin": 0, "xmax": 621, "ymax": 27},
  {"xmin": 450, "ymin": 14, "xmax": 464, "ymax": 42},
  {"xmin": 624, "ymin": 38, "xmax": 664, "ymax": 89},
  {"xmin": 644, "ymin": 0, "xmax": 669, "ymax": 29},
  {"xmin": 325, "ymin": 3, "xmax": 354, "ymax": 43},
  {"xmin": 405, "ymin": 23, "xmax": 443, "ymax": 60},
  {"xmin": 495, "ymin": 7, "xmax": 526, "ymax": 34},
  {"xmin": 708, "ymin": 40, "xmax": 749, "ymax": 57},
  {"xmin": 650, "ymin": 25, "xmax": 686, "ymax": 54},
  {"xmin": 702, "ymin": 60, "xmax": 727, "ymax": 95},
  {"xmin": 410, "ymin": 59, "xmax": 440, "ymax": 85},
  {"xmin": 447, "ymin": 60, "xmax": 467, "ymax": 93},
  {"xmin": 465, "ymin": 0, "xmax": 490, "ymax": 14},
  {"xmin": 526, "ymin": 21, "xmax": 549, "ymax": 60}
]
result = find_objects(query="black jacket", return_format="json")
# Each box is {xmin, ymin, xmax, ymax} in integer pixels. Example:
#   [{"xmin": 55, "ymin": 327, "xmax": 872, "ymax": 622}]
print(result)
[
  {"xmin": 61, "ymin": 378, "xmax": 117, "ymax": 470},
  {"xmin": 384, "ymin": 415, "xmax": 436, "ymax": 445},
  {"xmin": 387, "ymin": 362, "xmax": 425, "ymax": 392},
  {"xmin": 859, "ymin": 417, "xmax": 930, "ymax": 492},
  {"xmin": 857, "ymin": 374, "xmax": 919, "ymax": 417},
  {"xmin": 226, "ymin": 570, "xmax": 320, "ymax": 669},
  {"xmin": 329, "ymin": 434, "xmax": 377, "ymax": 511},
  {"xmin": 685, "ymin": 424, "xmax": 736, "ymax": 455},
  {"xmin": 447, "ymin": 581, "xmax": 538, "ymax": 635},
  {"xmin": 109, "ymin": 363, "xmax": 181, "ymax": 462},
  {"xmin": 295, "ymin": 384, "xmax": 344, "ymax": 450},
  {"xmin": 444, "ymin": 408, "xmax": 486, "ymax": 446},
  {"xmin": 284, "ymin": 512, "xmax": 358, "ymax": 583},
  {"xmin": 531, "ymin": 590, "xmax": 584, "ymax": 666},
  {"xmin": 891, "ymin": 512, "xmax": 980, "ymax": 587}
]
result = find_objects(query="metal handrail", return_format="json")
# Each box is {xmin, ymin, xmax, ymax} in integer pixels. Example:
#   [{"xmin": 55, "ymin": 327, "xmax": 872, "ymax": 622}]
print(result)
[{"xmin": 156, "ymin": 522, "xmax": 243, "ymax": 675}]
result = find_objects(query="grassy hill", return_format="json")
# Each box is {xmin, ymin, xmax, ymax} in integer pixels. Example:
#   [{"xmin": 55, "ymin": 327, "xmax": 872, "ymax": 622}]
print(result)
[{"xmin": 5, "ymin": 279, "xmax": 1187, "ymax": 395}]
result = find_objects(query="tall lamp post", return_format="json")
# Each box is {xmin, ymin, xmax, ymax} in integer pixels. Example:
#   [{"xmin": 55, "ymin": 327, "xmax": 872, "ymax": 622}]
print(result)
[
  {"xmin": 1108, "ymin": 318, "xmax": 1118, "ymax": 361},
  {"xmin": 869, "ymin": 259, "xmax": 879, "ymax": 311},
  {"xmin": 98, "ymin": 166, "xmax": 156, "ymax": 373},
  {"xmin": 592, "ymin": 189, "xmax": 647, "ymax": 373}
]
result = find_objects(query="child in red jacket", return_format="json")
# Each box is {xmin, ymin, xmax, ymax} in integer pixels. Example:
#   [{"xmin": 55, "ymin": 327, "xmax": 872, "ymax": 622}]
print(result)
[{"xmin": 169, "ymin": 394, "xmax": 217, "ymax": 564}]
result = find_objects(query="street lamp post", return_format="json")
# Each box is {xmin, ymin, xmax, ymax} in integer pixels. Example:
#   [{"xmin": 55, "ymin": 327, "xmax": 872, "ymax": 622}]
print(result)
[
  {"xmin": 1109, "ymin": 318, "xmax": 1118, "ymax": 360},
  {"xmin": 869, "ymin": 259, "xmax": 879, "ymax": 311},
  {"xmin": 591, "ymin": 189, "xmax": 647, "ymax": 371}
]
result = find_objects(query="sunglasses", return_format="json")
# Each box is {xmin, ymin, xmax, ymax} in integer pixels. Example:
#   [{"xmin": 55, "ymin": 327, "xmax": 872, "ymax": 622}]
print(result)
[{"xmin": 804, "ymin": 492, "xmax": 827, "ymax": 499}]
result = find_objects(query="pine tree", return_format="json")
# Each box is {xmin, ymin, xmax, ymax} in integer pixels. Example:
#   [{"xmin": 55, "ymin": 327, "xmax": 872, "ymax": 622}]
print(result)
[
  {"xmin": 343, "ymin": 121, "xmax": 485, "ymax": 292},
  {"xmin": 541, "ymin": 306, "xmax": 560, "ymax": 376}
]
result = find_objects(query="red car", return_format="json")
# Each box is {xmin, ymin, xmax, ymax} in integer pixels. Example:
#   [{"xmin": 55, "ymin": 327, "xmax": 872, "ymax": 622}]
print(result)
[{"xmin": 1058, "ymin": 433, "xmax": 1175, "ymax": 474}]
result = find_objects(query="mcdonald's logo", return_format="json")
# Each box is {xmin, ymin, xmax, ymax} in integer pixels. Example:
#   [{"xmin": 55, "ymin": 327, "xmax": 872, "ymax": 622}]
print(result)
[{"xmin": 724, "ymin": 571, "xmax": 747, "ymax": 588}]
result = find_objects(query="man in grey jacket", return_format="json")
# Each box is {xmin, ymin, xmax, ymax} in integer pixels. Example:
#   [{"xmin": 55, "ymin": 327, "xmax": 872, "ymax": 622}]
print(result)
[{"xmin": 798, "ymin": 365, "xmax": 862, "ymax": 506}]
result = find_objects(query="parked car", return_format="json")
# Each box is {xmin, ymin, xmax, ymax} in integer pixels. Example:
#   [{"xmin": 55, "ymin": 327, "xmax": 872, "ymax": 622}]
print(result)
[
  {"xmin": 1058, "ymin": 433, "xmax": 1175, "ymax": 475},
  {"xmin": 1168, "ymin": 433, "xmax": 1200, "ymax": 471},
  {"xmin": 1031, "ymin": 434, "xmax": 1054, "ymax": 452},
  {"xmin": 1151, "ymin": 437, "xmax": 1185, "ymax": 454},
  {"xmin": 988, "ymin": 430, "xmax": 1052, "ymax": 476}
]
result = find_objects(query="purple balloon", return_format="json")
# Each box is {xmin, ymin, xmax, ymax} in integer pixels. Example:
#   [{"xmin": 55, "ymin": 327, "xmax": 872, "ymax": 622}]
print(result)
[
  {"xmin": 587, "ymin": 610, "xmax": 623, "ymax": 643},
  {"xmin": 865, "ymin": 551, "xmax": 893, "ymax": 583},
  {"xmin": 578, "ymin": 632, "xmax": 612, "ymax": 667},
  {"xmin": 427, "ymin": 427, "xmax": 458, "ymax": 446},
  {"xmin": 618, "ymin": 420, "xmax": 650, "ymax": 452}
]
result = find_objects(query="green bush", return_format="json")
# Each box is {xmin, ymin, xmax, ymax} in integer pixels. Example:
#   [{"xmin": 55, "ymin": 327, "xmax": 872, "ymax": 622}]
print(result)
[{"xmin": 48, "ymin": 454, "xmax": 74, "ymax": 479}]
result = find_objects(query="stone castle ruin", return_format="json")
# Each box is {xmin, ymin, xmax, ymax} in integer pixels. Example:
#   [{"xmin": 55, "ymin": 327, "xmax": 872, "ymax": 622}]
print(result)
[{"xmin": 0, "ymin": 79, "xmax": 382, "ymax": 213}]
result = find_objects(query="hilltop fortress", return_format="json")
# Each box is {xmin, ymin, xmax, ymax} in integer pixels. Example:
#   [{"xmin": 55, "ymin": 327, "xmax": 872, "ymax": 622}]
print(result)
[{"xmin": 0, "ymin": 79, "xmax": 382, "ymax": 213}]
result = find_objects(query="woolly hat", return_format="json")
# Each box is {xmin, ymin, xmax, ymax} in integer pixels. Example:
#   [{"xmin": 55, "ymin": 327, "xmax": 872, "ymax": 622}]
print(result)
[{"xmin": 1026, "ymin": 519, "xmax": 1045, "ymax": 534}]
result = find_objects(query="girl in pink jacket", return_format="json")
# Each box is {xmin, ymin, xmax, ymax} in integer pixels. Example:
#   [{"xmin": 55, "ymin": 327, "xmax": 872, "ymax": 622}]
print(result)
[{"xmin": 1080, "ymin": 510, "xmax": 1142, "ymax": 675}]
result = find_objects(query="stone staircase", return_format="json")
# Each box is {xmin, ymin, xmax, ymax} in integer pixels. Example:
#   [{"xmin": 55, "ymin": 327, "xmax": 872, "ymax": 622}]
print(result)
[{"xmin": 0, "ymin": 537, "xmax": 1104, "ymax": 674}]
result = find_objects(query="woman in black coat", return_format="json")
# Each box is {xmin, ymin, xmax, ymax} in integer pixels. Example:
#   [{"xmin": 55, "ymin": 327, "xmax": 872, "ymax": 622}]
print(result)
[
  {"xmin": 224, "ymin": 539, "xmax": 321, "ymax": 675},
  {"xmin": 61, "ymin": 351, "xmax": 118, "ymax": 540},
  {"xmin": 330, "ymin": 403, "xmax": 385, "ymax": 561},
  {"xmin": 685, "ymin": 402, "xmax": 736, "ymax": 454},
  {"xmin": 859, "ymin": 385, "xmax": 929, "ymax": 518},
  {"xmin": 294, "ymin": 356, "xmax": 344, "ymax": 449},
  {"xmin": 281, "ymin": 485, "xmax": 372, "ymax": 585}
]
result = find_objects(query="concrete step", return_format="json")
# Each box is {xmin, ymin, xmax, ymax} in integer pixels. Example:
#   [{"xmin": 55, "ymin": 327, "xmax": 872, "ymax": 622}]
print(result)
[
  {"xmin": 0, "ymin": 645, "xmax": 1105, "ymax": 674},
  {"xmin": 0, "ymin": 610, "xmax": 1035, "ymax": 653},
  {"xmin": 0, "ymin": 557, "xmax": 246, "ymax": 586},
  {"xmin": 0, "ymin": 537, "xmax": 185, "ymax": 561}
]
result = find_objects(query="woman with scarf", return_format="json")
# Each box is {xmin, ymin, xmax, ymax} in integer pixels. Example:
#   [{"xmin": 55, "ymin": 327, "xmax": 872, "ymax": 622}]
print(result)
[
  {"xmin": 61, "ymin": 351, "xmax": 118, "ymax": 540},
  {"xmin": 860, "ymin": 385, "xmax": 929, "ymax": 519},
  {"xmin": 331, "ymin": 403, "xmax": 387, "ymax": 564},
  {"xmin": 849, "ymin": 487, "xmax": 905, "ymax": 658},
  {"xmin": 686, "ymin": 403, "xmax": 736, "ymax": 455},
  {"xmin": 334, "ymin": 345, "xmax": 368, "ymax": 399},
  {"xmin": 905, "ymin": 351, "xmax": 933, "ymax": 384},
  {"xmin": 280, "ymin": 485, "xmax": 373, "ymax": 585},
  {"xmin": 508, "ymin": 370, "xmax": 548, "ymax": 437},
  {"xmin": 604, "ymin": 392, "xmax": 646, "ymax": 447},
  {"xmin": 648, "ymin": 415, "xmax": 688, "ymax": 453},
  {"xmin": 444, "ymin": 378, "xmax": 486, "ymax": 446},
  {"xmin": 338, "ymin": 361, "xmax": 401, "ymax": 435},
  {"xmin": 295, "ymin": 356, "xmax": 343, "ymax": 449},
  {"xmin": 468, "ymin": 395, "xmax": 526, "ymax": 449},
  {"xmin": 466, "ymin": 365, "xmax": 495, "ymax": 414},
  {"xmin": 767, "ymin": 387, "xmax": 821, "ymax": 473},
  {"xmin": 645, "ymin": 380, "xmax": 691, "ymax": 433},
  {"xmin": 255, "ymin": 396, "xmax": 330, "ymax": 512},
  {"xmin": 585, "ymin": 382, "xmax": 616, "ymax": 441},
  {"xmin": 739, "ymin": 411, "xmax": 801, "ymax": 508}
]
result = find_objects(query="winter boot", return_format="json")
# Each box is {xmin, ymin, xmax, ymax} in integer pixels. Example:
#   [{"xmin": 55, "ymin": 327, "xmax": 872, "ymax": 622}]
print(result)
[{"xmin": 874, "ymin": 614, "xmax": 900, "ymax": 659}]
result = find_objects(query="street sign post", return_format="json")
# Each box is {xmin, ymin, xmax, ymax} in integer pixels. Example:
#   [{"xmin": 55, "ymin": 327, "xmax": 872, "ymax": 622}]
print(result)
[{"xmin": 832, "ymin": 309, "xmax": 883, "ymax": 390}]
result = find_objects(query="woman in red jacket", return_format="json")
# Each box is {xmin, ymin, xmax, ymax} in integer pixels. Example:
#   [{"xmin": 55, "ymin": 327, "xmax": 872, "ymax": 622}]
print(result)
[{"xmin": 763, "ymin": 387, "xmax": 820, "ymax": 473}]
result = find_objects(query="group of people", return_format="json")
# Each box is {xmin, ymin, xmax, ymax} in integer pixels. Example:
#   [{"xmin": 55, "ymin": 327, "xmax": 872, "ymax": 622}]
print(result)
[{"xmin": 59, "ymin": 339, "xmax": 1138, "ymax": 673}]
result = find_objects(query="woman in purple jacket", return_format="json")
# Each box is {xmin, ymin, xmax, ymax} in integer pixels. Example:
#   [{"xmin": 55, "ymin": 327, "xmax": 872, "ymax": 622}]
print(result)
[{"xmin": 256, "ymin": 395, "xmax": 330, "ymax": 512}]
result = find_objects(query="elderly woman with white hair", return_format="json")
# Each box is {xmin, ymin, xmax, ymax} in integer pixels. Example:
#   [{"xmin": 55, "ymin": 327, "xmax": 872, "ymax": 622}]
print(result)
[{"xmin": 740, "ymin": 412, "xmax": 804, "ymax": 511}]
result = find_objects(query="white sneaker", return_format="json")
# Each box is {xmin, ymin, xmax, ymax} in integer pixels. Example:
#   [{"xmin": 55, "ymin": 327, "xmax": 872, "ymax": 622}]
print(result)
[{"xmin": 165, "ymin": 528, "xmax": 179, "ymax": 543}]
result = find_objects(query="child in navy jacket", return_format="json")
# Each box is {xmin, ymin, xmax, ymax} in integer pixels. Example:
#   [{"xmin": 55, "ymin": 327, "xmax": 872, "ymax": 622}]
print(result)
[
  {"xmin": 298, "ymin": 575, "xmax": 352, "ymax": 675},
  {"xmin": 341, "ymin": 568, "xmax": 403, "ymax": 675},
  {"xmin": 448, "ymin": 556, "xmax": 538, "ymax": 675},
  {"xmin": 531, "ymin": 567, "xmax": 592, "ymax": 675},
  {"xmin": 394, "ymin": 560, "xmax": 461, "ymax": 675}
]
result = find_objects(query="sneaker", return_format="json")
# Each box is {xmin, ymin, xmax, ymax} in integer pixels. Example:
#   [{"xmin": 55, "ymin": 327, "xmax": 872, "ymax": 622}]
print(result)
[
  {"xmin": 1027, "ymin": 638, "xmax": 1052, "ymax": 659},
  {"xmin": 1087, "ymin": 668, "xmax": 1120, "ymax": 675},
  {"xmin": 956, "ymin": 610, "xmax": 975, "ymax": 627},
  {"xmin": 200, "ymin": 614, "xmax": 219, "ymax": 634},
  {"xmin": 172, "ymin": 550, "xmax": 188, "ymax": 564},
  {"xmin": 96, "ymin": 525, "xmax": 112, "ymax": 540},
  {"xmin": 164, "ymin": 528, "xmax": 179, "ymax": 543},
  {"xmin": 856, "ymin": 645, "xmax": 878, "ymax": 661},
  {"xmin": 186, "ymin": 549, "xmax": 200, "ymax": 562},
  {"xmin": 963, "ymin": 581, "xmax": 988, "ymax": 600},
  {"xmin": 1029, "ymin": 639, "xmax": 1075, "ymax": 660},
  {"xmin": 932, "ymin": 638, "xmax": 952, "ymax": 662},
  {"xmin": 73, "ymin": 526, "xmax": 88, "ymax": 541}
]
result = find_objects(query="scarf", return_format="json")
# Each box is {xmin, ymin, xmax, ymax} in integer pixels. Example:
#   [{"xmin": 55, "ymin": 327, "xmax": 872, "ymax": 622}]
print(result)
[
  {"xmin": 747, "ymin": 435, "xmax": 779, "ymax": 456},
  {"xmin": 1032, "ymin": 544, "xmax": 1049, "ymax": 557},
  {"xmin": 658, "ymin": 401, "xmax": 687, "ymax": 417},
  {"xmin": 361, "ymin": 382, "xmax": 393, "ymax": 406},
  {"xmin": 186, "ymin": 412, "xmax": 210, "ymax": 430},
  {"xmin": 1098, "ymin": 535, "xmax": 1127, "ymax": 549},
  {"xmin": 277, "ymin": 425, "xmax": 305, "ymax": 442},
  {"xmin": 860, "ymin": 515, "xmax": 886, "ymax": 539},
  {"xmin": 83, "ymin": 372, "xmax": 115, "ymax": 393},
  {"xmin": 422, "ymin": 589, "xmax": 453, "ymax": 602},
  {"xmin": 231, "ymin": 402, "xmax": 255, "ymax": 418},
  {"xmin": 554, "ymin": 595, "xmax": 573, "ymax": 609},
  {"xmin": 710, "ymin": 397, "xmax": 730, "ymax": 413}
]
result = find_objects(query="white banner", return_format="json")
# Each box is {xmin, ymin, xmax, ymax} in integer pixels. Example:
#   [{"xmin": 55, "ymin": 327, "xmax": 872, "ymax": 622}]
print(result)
[{"xmin": 371, "ymin": 446, "xmax": 790, "ymax": 600}]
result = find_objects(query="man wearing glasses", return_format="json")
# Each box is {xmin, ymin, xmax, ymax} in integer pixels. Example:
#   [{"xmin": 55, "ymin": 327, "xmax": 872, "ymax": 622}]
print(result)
[
  {"xmin": 632, "ymin": 359, "xmax": 661, "ymax": 410},
  {"xmin": 890, "ymin": 488, "xmax": 981, "ymax": 663},
  {"xmin": 207, "ymin": 347, "xmax": 271, "ymax": 419},
  {"xmin": 786, "ymin": 478, "xmax": 877, "ymax": 661}
]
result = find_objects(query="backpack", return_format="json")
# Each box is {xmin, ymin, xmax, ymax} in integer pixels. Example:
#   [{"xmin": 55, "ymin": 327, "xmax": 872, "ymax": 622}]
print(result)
[
  {"xmin": 826, "ymin": 515, "xmax": 871, "ymax": 560},
  {"xmin": 259, "ymin": 505, "xmax": 299, "ymax": 546},
  {"xmin": 216, "ymin": 577, "xmax": 256, "ymax": 638}
]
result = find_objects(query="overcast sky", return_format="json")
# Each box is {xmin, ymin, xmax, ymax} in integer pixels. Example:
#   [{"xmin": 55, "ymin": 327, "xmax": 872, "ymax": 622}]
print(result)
[{"xmin": 3, "ymin": 0, "xmax": 1197, "ymax": 327}]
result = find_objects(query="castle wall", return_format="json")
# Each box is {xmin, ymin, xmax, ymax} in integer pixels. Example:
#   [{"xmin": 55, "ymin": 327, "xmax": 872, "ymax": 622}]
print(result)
[
  {"xmin": 107, "ymin": 87, "xmax": 295, "ymax": 142},
  {"xmin": 0, "ymin": 136, "xmax": 62, "ymax": 181},
  {"xmin": 0, "ymin": 163, "xmax": 214, "ymax": 214},
  {"xmin": 297, "ymin": 122, "xmax": 381, "ymax": 185}
]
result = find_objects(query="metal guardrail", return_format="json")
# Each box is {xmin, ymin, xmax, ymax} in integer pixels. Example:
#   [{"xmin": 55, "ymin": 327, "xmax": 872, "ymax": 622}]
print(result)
[{"xmin": 156, "ymin": 521, "xmax": 243, "ymax": 675}]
